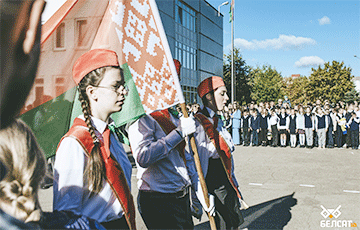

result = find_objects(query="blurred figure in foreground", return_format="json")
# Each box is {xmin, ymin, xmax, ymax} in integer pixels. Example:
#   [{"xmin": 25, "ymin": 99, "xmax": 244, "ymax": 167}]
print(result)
[{"xmin": 0, "ymin": 119, "xmax": 105, "ymax": 229}]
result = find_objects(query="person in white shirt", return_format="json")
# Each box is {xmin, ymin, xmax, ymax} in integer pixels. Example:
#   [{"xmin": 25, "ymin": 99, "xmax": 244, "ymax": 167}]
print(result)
[
  {"xmin": 192, "ymin": 76, "xmax": 244, "ymax": 229},
  {"xmin": 296, "ymin": 106, "xmax": 306, "ymax": 147},
  {"xmin": 128, "ymin": 59, "xmax": 197, "ymax": 229},
  {"xmin": 277, "ymin": 107, "xmax": 289, "ymax": 147},
  {"xmin": 53, "ymin": 49, "xmax": 135, "ymax": 229},
  {"xmin": 268, "ymin": 108, "xmax": 279, "ymax": 147}
]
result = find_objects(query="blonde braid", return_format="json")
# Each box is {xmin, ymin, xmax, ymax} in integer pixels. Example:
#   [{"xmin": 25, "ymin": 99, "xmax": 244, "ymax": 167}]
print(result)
[{"xmin": 0, "ymin": 119, "xmax": 45, "ymax": 222}]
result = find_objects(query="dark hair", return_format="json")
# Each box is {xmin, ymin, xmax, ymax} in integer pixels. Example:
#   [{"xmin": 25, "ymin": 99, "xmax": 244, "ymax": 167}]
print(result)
[
  {"xmin": 0, "ymin": 0, "xmax": 40, "ymax": 129},
  {"xmin": 77, "ymin": 66, "xmax": 121, "ymax": 193}
]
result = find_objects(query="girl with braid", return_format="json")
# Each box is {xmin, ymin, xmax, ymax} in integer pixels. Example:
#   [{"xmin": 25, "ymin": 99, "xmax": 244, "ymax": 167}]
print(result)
[
  {"xmin": 0, "ymin": 119, "xmax": 105, "ymax": 229},
  {"xmin": 53, "ymin": 49, "xmax": 136, "ymax": 229}
]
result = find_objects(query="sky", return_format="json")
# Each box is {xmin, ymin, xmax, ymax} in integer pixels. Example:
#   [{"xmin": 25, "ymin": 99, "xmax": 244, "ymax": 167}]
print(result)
[
  {"xmin": 208, "ymin": 0, "xmax": 360, "ymax": 77},
  {"xmin": 42, "ymin": 0, "xmax": 360, "ymax": 78}
]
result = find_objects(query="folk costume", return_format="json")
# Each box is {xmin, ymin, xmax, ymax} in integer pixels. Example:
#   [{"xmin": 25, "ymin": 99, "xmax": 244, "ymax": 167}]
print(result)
[
  {"xmin": 193, "ymin": 77, "xmax": 244, "ymax": 229},
  {"xmin": 53, "ymin": 49, "xmax": 135, "ymax": 229}
]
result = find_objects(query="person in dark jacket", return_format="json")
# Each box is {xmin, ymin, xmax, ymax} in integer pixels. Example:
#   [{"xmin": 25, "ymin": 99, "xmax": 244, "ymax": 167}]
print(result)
[
  {"xmin": 259, "ymin": 108, "xmax": 269, "ymax": 146},
  {"xmin": 335, "ymin": 108, "xmax": 346, "ymax": 148},
  {"xmin": 304, "ymin": 107, "xmax": 314, "ymax": 148},
  {"xmin": 250, "ymin": 109, "xmax": 260, "ymax": 146},
  {"xmin": 325, "ymin": 108, "xmax": 334, "ymax": 148},
  {"xmin": 287, "ymin": 108, "xmax": 297, "ymax": 148},
  {"xmin": 277, "ymin": 107, "xmax": 288, "ymax": 147},
  {"xmin": 345, "ymin": 104, "xmax": 354, "ymax": 148},
  {"xmin": 346, "ymin": 111, "xmax": 359, "ymax": 150}
]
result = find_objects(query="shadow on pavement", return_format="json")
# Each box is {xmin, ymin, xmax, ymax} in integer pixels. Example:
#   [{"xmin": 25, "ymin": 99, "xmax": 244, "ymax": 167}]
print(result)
[{"xmin": 195, "ymin": 193, "xmax": 297, "ymax": 230}]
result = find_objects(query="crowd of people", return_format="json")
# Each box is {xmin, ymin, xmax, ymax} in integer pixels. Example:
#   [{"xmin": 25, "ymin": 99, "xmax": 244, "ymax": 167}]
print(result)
[
  {"xmin": 0, "ymin": 1, "xmax": 246, "ymax": 228},
  {"xmin": 6, "ymin": 1, "xmax": 358, "ymax": 229},
  {"xmin": 219, "ymin": 98, "xmax": 360, "ymax": 150}
]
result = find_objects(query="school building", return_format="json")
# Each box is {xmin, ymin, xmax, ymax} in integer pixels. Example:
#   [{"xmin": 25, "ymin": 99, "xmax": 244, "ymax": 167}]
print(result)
[
  {"xmin": 158, "ymin": 0, "xmax": 224, "ymax": 103},
  {"xmin": 26, "ymin": 0, "xmax": 224, "ymax": 110}
]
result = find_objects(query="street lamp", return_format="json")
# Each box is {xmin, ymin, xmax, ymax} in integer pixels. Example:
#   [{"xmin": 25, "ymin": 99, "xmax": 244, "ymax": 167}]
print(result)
[{"xmin": 217, "ymin": 1, "xmax": 229, "ymax": 17}]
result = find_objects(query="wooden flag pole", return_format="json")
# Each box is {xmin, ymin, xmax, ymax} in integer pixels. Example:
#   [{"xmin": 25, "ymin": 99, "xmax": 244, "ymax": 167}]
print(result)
[{"xmin": 180, "ymin": 103, "xmax": 217, "ymax": 230}]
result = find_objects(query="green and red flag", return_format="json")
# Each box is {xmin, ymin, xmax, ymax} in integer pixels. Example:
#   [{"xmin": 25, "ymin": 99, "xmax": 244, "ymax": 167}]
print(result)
[
  {"xmin": 229, "ymin": 0, "xmax": 234, "ymax": 23},
  {"xmin": 20, "ymin": 0, "xmax": 184, "ymax": 159}
]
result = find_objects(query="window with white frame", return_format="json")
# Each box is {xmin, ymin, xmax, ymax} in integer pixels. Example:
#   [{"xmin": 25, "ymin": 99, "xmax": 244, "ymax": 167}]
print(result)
[
  {"xmin": 76, "ymin": 19, "xmax": 88, "ymax": 48},
  {"xmin": 55, "ymin": 22, "xmax": 65, "ymax": 50}
]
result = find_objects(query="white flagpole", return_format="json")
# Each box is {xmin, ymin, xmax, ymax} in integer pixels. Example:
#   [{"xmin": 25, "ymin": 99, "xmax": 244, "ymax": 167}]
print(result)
[{"xmin": 231, "ymin": 0, "xmax": 235, "ymax": 103}]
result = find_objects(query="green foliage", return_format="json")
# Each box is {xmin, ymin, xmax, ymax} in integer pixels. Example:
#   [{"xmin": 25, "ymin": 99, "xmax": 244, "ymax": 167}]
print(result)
[
  {"xmin": 223, "ymin": 48, "xmax": 252, "ymax": 104},
  {"xmin": 307, "ymin": 61, "xmax": 355, "ymax": 103},
  {"xmin": 283, "ymin": 75, "xmax": 310, "ymax": 105},
  {"xmin": 223, "ymin": 51, "xmax": 357, "ymax": 105},
  {"xmin": 249, "ymin": 65, "xmax": 284, "ymax": 102},
  {"xmin": 344, "ymin": 88, "xmax": 360, "ymax": 104}
]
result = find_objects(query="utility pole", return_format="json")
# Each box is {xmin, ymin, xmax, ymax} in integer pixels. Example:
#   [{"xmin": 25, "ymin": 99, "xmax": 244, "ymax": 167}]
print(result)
[{"xmin": 231, "ymin": 0, "xmax": 234, "ymax": 103}]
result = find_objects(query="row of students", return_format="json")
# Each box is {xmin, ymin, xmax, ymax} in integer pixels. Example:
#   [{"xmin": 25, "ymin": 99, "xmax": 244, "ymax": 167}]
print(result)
[
  {"xmin": 53, "ymin": 50, "xmax": 245, "ymax": 229},
  {"xmin": 235, "ymin": 105, "xmax": 360, "ymax": 149}
]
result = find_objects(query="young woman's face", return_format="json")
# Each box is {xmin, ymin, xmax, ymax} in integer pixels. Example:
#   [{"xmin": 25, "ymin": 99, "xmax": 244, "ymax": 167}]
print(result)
[
  {"xmin": 299, "ymin": 107, "xmax": 304, "ymax": 114},
  {"xmin": 214, "ymin": 86, "xmax": 229, "ymax": 111},
  {"xmin": 96, "ymin": 68, "xmax": 127, "ymax": 114}
]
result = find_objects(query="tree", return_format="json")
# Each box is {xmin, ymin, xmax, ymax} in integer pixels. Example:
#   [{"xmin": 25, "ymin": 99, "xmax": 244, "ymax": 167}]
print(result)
[
  {"xmin": 283, "ymin": 75, "xmax": 310, "ymax": 105},
  {"xmin": 344, "ymin": 88, "xmax": 360, "ymax": 104},
  {"xmin": 307, "ymin": 61, "xmax": 355, "ymax": 103},
  {"xmin": 223, "ymin": 48, "xmax": 252, "ymax": 104},
  {"xmin": 250, "ymin": 65, "xmax": 284, "ymax": 103}
]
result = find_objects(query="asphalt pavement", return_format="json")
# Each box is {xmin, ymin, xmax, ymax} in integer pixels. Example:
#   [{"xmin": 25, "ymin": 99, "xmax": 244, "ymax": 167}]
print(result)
[{"xmin": 39, "ymin": 145, "xmax": 360, "ymax": 229}]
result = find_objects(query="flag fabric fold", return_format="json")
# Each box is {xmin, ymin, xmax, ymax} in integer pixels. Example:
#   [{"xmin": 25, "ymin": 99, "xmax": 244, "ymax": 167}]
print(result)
[
  {"xmin": 91, "ymin": 0, "xmax": 184, "ymax": 113},
  {"xmin": 20, "ymin": 0, "xmax": 185, "ymax": 158},
  {"xmin": 229, "ymin": 0, "xmax": 234, "ymax": 23}
]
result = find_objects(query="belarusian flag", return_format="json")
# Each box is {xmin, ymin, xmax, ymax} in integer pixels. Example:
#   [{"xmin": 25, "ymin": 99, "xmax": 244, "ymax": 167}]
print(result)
[
  {"xmin": 229, "ymin": 0, "xmax": 234, "ymax": 23},
  {"xmin": 20, "ymin": 0, "xmax": 184, "ymax": 159}
]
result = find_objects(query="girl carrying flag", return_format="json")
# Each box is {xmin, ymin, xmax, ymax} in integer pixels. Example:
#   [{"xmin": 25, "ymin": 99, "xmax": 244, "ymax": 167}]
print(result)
[{"xmin": 53, "ymin": 49, "xmax": 135, "ymax": 229}]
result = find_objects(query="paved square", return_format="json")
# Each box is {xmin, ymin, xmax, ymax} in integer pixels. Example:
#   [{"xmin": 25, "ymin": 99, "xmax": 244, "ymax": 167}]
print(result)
[{"xmin": 39, "ymin": 145, "xmax": 360, "ymax": 229}]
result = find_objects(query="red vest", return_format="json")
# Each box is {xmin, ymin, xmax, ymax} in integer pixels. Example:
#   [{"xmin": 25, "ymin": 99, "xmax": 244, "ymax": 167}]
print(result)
[
  {"xmin": 58, "ymin": 118, "xmax": 136, "ymax": 229},
  {"xmin": 150, "ymin": 109, "xmax": 186, "ymax": 162},
  {"xmin": 194, "ymin": 113, "xmax": 242, "ymax": 199}
]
